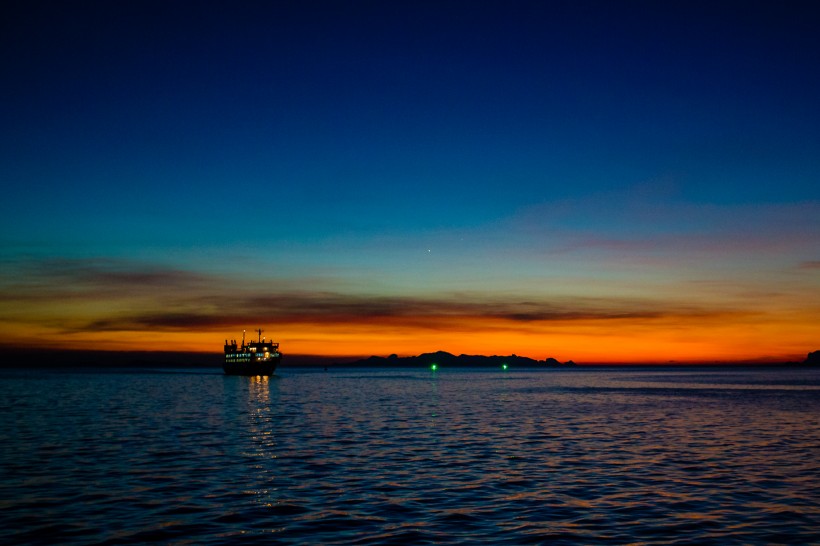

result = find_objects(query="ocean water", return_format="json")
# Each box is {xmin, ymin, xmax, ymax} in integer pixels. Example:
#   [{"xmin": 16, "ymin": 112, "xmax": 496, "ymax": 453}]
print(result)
[{"xmin": 2, "ymin": 366, "xmax": 819, "ymax": 545}]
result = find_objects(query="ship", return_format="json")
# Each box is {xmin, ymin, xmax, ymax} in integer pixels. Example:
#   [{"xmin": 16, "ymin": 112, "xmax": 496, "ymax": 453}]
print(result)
[{"xmin": 223, "ymin": 329, "xmax": 282, "ymax": 376}]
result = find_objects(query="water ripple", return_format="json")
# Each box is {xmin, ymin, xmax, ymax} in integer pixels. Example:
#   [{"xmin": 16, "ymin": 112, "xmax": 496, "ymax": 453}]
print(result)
[{"xmin": 1, "ymin": 367, "xmax": 820, "ymax": 544}]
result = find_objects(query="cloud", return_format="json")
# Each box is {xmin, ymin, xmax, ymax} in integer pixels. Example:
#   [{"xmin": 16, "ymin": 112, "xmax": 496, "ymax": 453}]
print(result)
[
  {"xmin": 0, "ymin": 249, "xmax": 791, "ymax": 353},
  {"xmin": 0, "ymin": 257, "xmax": 213, "ymax": 299},
  {"xmin": 75, "ymin": 288, "xmax": 741, "ymax": 334},
  {"xmin": 506, "ymin": 196, "xmax": 820, "ymax": 256},
  {"xmin": 1, "ymin": 253, "xmax": 810, "ymax": 360}
]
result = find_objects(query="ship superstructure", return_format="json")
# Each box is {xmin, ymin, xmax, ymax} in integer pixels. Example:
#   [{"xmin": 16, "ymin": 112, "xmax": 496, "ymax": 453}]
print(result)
[{"xmin": 223, "ymin": 328, "xmax": 281, "ymax": 376}]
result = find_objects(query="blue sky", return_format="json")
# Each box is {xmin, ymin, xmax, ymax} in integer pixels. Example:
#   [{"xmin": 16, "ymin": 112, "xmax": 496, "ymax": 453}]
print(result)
[{"xmin": 1, "ymin": 1, "xmax": 819, "ymax": 360}]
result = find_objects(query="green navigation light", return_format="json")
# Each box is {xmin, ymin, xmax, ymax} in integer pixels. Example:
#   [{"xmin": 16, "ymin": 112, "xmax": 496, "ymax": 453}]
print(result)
[
  {"xmin": 431, "ymin": 363, "xmax": 438, "ymax": 371},
  {"xmin": 502, "ymin": 363, "xmax": 508, "ymax": 370}
]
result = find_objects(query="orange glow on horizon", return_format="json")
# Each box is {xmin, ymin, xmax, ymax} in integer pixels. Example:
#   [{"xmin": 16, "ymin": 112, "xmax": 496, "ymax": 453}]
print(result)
[{"xmin": 1, "ymin": 311, "xmax": 815, "ymax": 364}]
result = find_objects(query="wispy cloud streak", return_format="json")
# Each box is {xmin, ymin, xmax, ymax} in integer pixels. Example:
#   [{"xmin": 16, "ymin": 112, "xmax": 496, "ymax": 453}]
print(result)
[{"xmin": 2, "ymin": 257, "xmax": 742, "ymax": 335}]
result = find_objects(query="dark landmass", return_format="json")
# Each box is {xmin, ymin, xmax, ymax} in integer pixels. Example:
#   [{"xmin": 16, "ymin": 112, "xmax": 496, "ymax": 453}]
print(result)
[
  {"xmin": 0, "ymin": 348, "xmax": 347, "ymax": 369},
  {"xmin": 1, "ymin": 347, "xmax": 817, "ymax": 369},
  {"xmin": 0, "ymin": 348, "xmax": 222, "ymax": 369},
  {"xmin": 342, "ymin": 350, "xmax": 820, "ymax": 368},
  {"xmin": 339, "ymin": 351, "xmax": 575, "ymax": 368}
]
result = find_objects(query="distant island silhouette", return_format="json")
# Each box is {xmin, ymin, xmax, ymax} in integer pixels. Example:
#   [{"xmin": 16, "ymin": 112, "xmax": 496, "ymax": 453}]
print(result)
[
  {"xmin": 341, "ymin": 350, "xmax": 576, "ymax": 368},
  {"xmin": 0, "ymin": 348, "xmax": 817, "ymax": 369}
]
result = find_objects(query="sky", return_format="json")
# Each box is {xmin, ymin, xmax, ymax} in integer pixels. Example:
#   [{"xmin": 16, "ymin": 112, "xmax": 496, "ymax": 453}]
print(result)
[{"xmin": 1, "ymin": 0, "xmax": 819, "ymax": 362}]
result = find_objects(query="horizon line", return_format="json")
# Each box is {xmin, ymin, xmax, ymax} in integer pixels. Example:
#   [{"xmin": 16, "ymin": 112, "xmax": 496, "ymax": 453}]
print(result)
[{"xmin": 0, "ymin": 346, "xmax": 813, "ymax": 366}]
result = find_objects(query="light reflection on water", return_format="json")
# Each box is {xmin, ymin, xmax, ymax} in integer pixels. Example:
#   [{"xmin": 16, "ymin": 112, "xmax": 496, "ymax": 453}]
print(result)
[{"xmin": 1, "ymin": 367, "xmax": 819, "ymax": 544}]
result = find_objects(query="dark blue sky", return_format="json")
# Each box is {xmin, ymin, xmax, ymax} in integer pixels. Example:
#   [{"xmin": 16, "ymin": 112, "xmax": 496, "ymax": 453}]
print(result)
[{"xmin": 1, "ymin": 1, "xmax": 819, "ymax": 359}]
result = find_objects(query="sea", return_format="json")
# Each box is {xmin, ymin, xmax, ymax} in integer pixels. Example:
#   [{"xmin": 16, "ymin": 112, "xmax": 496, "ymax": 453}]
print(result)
[{"xmin": 2, "ymin": 366, "xmax": 819, "ymax": 545}]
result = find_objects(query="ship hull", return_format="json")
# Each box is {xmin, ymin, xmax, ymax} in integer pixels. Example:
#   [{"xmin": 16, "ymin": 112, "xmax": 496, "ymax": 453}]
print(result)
[{"xmin": 223, "ymin": 355, "xmax": 281, "ymax": 376}]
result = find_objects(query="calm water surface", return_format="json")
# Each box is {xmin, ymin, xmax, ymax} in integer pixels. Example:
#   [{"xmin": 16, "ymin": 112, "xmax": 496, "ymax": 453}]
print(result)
[{"xmin": 2, "ymin": 366, "xmax": 819, "ymax": 544}]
